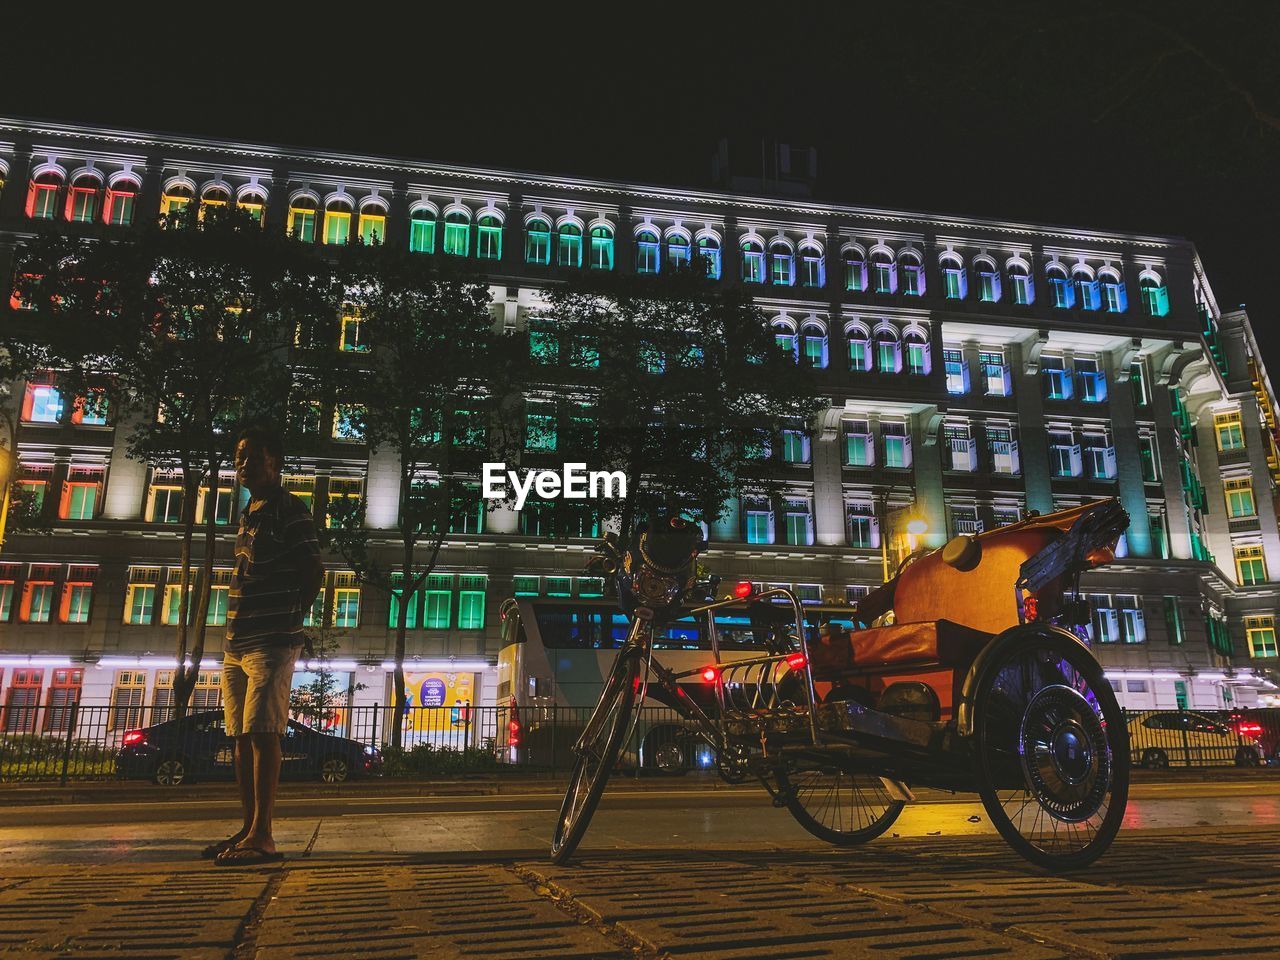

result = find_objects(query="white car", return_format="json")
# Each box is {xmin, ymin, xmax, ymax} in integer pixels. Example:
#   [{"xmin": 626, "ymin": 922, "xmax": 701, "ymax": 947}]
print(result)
[{"xmin": 1128, "ymin": 711, "xmax": 1263, "ymax": 768}]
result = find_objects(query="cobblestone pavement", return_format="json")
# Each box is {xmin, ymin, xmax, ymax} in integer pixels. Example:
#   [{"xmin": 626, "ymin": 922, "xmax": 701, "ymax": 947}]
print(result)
[{"xmin": 2, "ymin": 828, "xmax": 1278, "ymax": 959}]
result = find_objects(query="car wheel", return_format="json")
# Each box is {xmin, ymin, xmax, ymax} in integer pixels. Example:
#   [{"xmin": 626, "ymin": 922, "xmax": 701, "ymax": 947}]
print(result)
[
  {"xmin": 1235, "ymin": 746, "xmax": 1261, "ymax": 768},
  {"xmin": 153, "ymin": 757, "xmax": 188, "ymax": 786},
  {"xmin": 1142, "ymin": 748, "xmax": 1168, "ymax": 770},
  {"xmin": 320, "ymin": 756, "xmax": 350, "ymax": 783},
  {"xmin": 641, "ymin": 729, "xmax": 687, "ymax": 775}
]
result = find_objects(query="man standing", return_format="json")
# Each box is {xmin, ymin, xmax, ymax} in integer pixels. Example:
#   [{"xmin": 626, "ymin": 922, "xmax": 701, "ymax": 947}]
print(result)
[{"xmin": 208, "ymin": 425, "xmax": 324, "ymax": 866}]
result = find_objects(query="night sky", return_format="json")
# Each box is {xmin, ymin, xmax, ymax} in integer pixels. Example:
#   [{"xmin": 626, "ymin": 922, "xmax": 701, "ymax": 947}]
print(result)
[{"xmin": 3, "ymin": 4, "xmax": 1277, "ymax": 366}]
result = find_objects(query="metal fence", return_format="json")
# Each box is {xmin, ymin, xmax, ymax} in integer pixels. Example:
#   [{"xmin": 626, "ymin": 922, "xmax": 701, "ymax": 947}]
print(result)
[{"xmin": 1, "ymin": 703, "xmax": 1277, "ymax": 783}]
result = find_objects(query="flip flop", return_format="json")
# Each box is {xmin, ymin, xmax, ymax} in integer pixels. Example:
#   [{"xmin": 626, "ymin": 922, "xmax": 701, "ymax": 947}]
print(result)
[
  {"xmin": 200, "ymin": 837, "xmax": 244, "ymax": 860},
  {"xmin": 214, "ymin": 845, "xmax": 285, "ymax": 867}
]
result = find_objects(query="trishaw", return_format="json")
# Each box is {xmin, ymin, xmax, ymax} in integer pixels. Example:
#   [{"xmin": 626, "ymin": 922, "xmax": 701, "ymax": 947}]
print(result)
[{"xmin": 552, "ymin": 498, "xmax": 1131, "ymax": 871}]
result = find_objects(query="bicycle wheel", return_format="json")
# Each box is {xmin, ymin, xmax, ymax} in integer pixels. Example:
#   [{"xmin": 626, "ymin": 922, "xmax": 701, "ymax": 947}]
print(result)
[
  {"xmin": 971, "ymin": 626, "xmax": 1129, "ymax": 871},
  {"xmin": 550, "ymin": 650, "xmax": 641, "ymax": 863},
  {"xmin": 775, "ymin": 753, "xmax": 905, "ymax": 845}
]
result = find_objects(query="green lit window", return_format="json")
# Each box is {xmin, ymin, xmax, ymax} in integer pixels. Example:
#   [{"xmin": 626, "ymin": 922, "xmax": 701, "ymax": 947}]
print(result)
[
  {"xmin": 64, "ymin": 483, "xmax": 97, "ymax": 521},
  {"xmin": 877, "ymin": 340, "xmax": 900, "ymax": 373},
  {"xmin": 590, "ymin": 226, "xmax": 614, "ymax": 270},
  {"xmin": 848, "ymin": 339, "xmax": 869, "ymax": 372},
  {"xmin": 1215, "ymin": 412, "xmax": 1245, "ymax": 451},
  {"xmin": 424, "ymin": 574, "xmax": 452, "ymax": 629},
  {"xmin": 1235, "ymin": 546, "xmax": 1267, "ymax": 585},
  {"xmin": 1140, "ymin": 280, "xmax": 1169, "ymax": 317},
  {"xmin": 546, "ymin": 576, "xmax": 571, "ymax": 597},
  {"xmin": 1139, "ymin": 433, "xmax": 1159, "ymax": 482},
  {"xmin": 1163, "ymin": 597, "xmax": 1184, "ymax": 644},
  {"xmin": 105, "ymin": 189, "xmax": 135, "ymax": 226},
  {"xmin": 451, "ymin": 407, "xmax": 486, "ymax": 448},
  {"xmin": 782, "ymin": 430, "xmax": 809, "ymax": 464},
  {"xmin": 67, "ymin": 184, "xmax": 98, "ymax": 223},
  {"xmin": 697, "ymin": 236, "xmax": 721, "ymax": 278},
  {"xmin": 333, "ymin": 587, "xmax": 360, "ymax": 628},
  {"xmin": 409, "ymin": 214, "xmax": 436, "ymax": 253},
  {"xmin": 389, "ymin": 577, "xmax": 420, "ymax": 629},
  {"xmin": 579, "ymin": 577, "xmax": 605, "ymax": 598},
  {"xmin": 769, "ymin": 243, "xmax": 794, "ymax": 285},
  {"xmin": 745, "ymin": 508, "xmax": 772, "ymax": 544},
  {"xmin": 635, "ymin": 230, "xmax": 660, "ymax": 273},
  {"xmin": 741, "ymin": 241, "xmax": 765, "ymax": 283},
  {"xmin": 667, "ymin": 233, "xmax": 691, "ymax": 270},
  {"xmin": 476, "ymin": 215, "xmax": 502, "ymax": 260},
  {"xmin": 802, "ymin": 333, "xmax": 826, "ymax": 367},
  {"xmin": 525, "ymin": 219, "xmax": 551, "ymax": 264},
  {"xmin": 443, "ymin": 211, "xmax": 470, "ymax": 256},
  {"xmin": 784, "ymin": 501, "xmax": 812, "ymax": 545},
  {"xmin": 557, "ymin": 223, "xmax": 583, "ymax": 267},
  {"xmin": 525, "ymin": 403, "xmax": 557, "ymax": 452},
  {"xmin": 1246, "ymin": 616, "xmax": 1278, "ymax": 658},
  {"xmin": 529, "ymin": 326, "xmax": 558, "ymax": 363},
  {"xmin": 458, "ymin": 575, "xmax": 486, "ymax": 629},
  {"xmin": 513, "ymin": 576, "xmax": 539, "ymax": 596},
  {"xmin": 62, "ymin": 582, "xmax": 93, "ymax": 623},
  {"xmin": 205, "ymin": 587, "xmax": 228, "ymax": 626}
]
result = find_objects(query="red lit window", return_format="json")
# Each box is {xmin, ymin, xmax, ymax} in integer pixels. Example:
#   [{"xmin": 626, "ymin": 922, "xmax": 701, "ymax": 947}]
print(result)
[
  {"xmin": 2, "ymin": 669, "xmax": 44, "ymax": 733},
  {"xmin": 66, "ymin": 182, "xmax": 99, "ymax": 223},
  {"xmin": 103, "ymin": 188, "xmax": 136, "ymax": 227},
  {"xmin": 45, "ymin": 668, "xmax": 84, "ymax": 732},
  {"xmin": 0, "ymin": 564, "xmax": 16, "ymax": 621},
  {"xmin": 26, "ymin": 174, "xmax": 61, "ymax": 220}
]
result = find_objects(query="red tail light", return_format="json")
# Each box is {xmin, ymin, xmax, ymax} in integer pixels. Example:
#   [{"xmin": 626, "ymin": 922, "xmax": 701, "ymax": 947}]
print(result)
[
  {"xmin": 1234, "ymin": 721, "xmax": 1262, "ymax": 738},
  {"xmin": 508, "ymin": 704, "xmax": 521, "ymax": 747},
  {"xmin": 733, "ymin": 581, "xmax": 754, "ymax": 599},
  {"xmin": 1022, "ymin": 595, "xmax": 1039, "ymax": 622},
  {"xmin": 701, "ymin": 666, "xmax": 720, "ymax": 683},
  {"xmin": 122, "ymin": 730, "xmax": 147, "ymax": 746},
  {"xmin": 786, "ymin": 653, "xmax": 807, "ymax": 671}
]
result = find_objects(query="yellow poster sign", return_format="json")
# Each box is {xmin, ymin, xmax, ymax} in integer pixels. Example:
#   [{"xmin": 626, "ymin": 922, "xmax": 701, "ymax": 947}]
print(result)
[{"xmin": 401, "ymin": 672, "xmax": 476, "ymax": 733}]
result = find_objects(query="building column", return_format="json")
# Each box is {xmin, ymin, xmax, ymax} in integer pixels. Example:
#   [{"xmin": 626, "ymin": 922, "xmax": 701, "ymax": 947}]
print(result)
[
  {"xmin": 502, "ymin": 191, "xmax": 524, "ymax": 275},
  {"xmin": 363, "ymin": 445, "xmax": 401, "ymax": 531},
  {"xmin": 1240, "ymin": 396, "xmax": 1280, "ymax": 580},
  {"xmin": 721, "ymin": 215, "xmax": 741, "ymax": 287},
  {"xmin": 138, "ymin": 157, "xmax": 166, "ymax": 226},
  {"xmin": 0, "ymin": 142, "xmax": 32, "ymax": 220},
  {"xmin": 812, "ymin": 408, "xmax": 845, "ymax": 546},
  {"xmin": 1010, "ymin": 338, "xmax": 1054, "ymax": 515},
  {"xmin": 386, "ymin": 180, "xmax": 410, "ymax": 251},
  {"xmin": 911, "ymin": 407, "xmax": 946, "ymax": 551},
  {"xmin": 102, "ymin": 411, "xmax": 148, "ymax": 521},
  {"xmin": 45, "ymin": 450, "xmax": 71, "ymax": 525},
  {"xmin": 615, "ymin": 203, "xmax": 634, "ymax": 276},
  {"xmin": 921, "ymin": 233, "xmax": 942, "ymax": 302},
  {"xmin": 1106, "ymin": 350, "xmax": 1152, "ymax": 556}
]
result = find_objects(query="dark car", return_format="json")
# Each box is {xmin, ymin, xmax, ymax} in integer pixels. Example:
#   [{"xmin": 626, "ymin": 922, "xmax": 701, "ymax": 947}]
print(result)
[{"xmin": 116, "ymin": 711, "xmax": 382, "ymax": 785}]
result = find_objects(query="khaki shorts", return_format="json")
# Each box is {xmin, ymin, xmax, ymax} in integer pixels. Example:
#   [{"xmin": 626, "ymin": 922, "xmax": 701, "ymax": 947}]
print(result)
[{"xmin": 222, "ymin": 644, "xmax": 302, "ymax": 737}]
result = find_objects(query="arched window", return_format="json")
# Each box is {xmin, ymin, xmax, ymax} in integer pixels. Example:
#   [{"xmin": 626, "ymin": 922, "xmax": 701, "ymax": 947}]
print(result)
[
  {"xmin": 1099, "ymin": 268, "xmax": 1126, "ymax": 313},
  {"xmin": 557, "ymin": 222, "xmax": 583, "ymax": 267},
  {"xmin": 799, "ymin": 244, "xmax": 824, "ymax": 288},
  {"xmin": 160, "ymin": 181, "xmax": 194, "ymax": 221},
  {"xmin": 696, "ymin": 233, "xmax": 721, "ymax": 279},
  {"xmin": 899, "ymin": 251, "xmax": 924, "ymax": 296},
  {"xmin": 773, "ymin": 320, "xmax": 798, "ymax": 361},
  {"xmin": 800, "ymin": 323, "xmax": 828, "ymax": 368},
  {"xmin": 525, "ymin": 217, "xmax": 551, "ymax": 264},
  {"xmin": 940, "ymin": 254, "xmax": 967, "ymax": 300},
  {"xmin": 26, "ymin": 170, "xmax": 63, "ymax": 220},
  {"xmin": 974, "ymin": 258, "xmax": 1000, "ymax": 303},
  {"xmin": 769, "ymin": 240, "xmax": 794, "ymax": 286},
  {"xmin": 65, "ymin": 173, "xmax": 101, "ymax": 223},
  {"xmin": 324, "ymin": 198, "xmax": 354, "ymax": 246},
  {"xmin": 741, "ymin": 238, "xmax": 765, "ymax": 283},
  {"xmin": 104, "ymin": 176, "xmax": 139, "ymax": 227},
  {"xmin": 1046, "ymin": 264, "xmax": 1073, "ymax": 308},
  {"xmin": 476, "ymin": 214, "xmax": 502, "ymax": 260},
  {"xmin": 237, "ymin": 190, "xmax": 267, "ymax": 225},
  {"xmin": 443, "ymin": 209, "xmax": 471, "ymax": 256},
  {"xmin": 635, "ymin": 229, "xmax": 660, "ymax": 273},
  {"xmin": 287, "ymin": 194, "xmax": 319, "ymax": 243},
  {"xmin": 589, "ymin": 224, "xmax": 614, "ymax": 270},
  {"xmin": 409, "ymin": 206, "xmax": 437, "ymax": 254},
  {"xmin": 843, "ymin": 245, "xmax": 867, "ymax": 292},
  {"xmin": 358, "ymin": 201, "xmax": 388, "ymax": 246},
  {"xmin": 874, "ymin": 328, "xmax": 902, "ymax": 373},
  {"xmin": 1007, "ymin": 259, "xmax": 1034, "ymax": 305},
  {"xmin": 870, "ymin": 249, "xmax": 897, "ymax": 294},
  {"xmin": 846, "ymin": 324, "xmax": 871, "ymax": 372},
  {"xmin": 1139, "ymin": 272, "xmax": 1169, "ymax": 317},
  {"xmin": 1073, "ymin": 266, "xmax": 1099, "ymax": 310},
  {"xmin": 903, "ymin": 329, "xmax": 931, "ymax": 375},
  {"xmin": 200, "ymin": 184, "xmax": 231, "ymax": 220},
  {"xmin": 666, "ymin": 232, "xmax": 691, "ymax": 270}
]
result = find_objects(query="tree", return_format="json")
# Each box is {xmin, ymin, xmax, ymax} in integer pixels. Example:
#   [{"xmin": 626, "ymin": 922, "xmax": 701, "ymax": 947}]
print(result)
[
  {"xmin": 11, "ymin": 205, "xmax": 336, "ymax": 715},
  {"xmin": 321, "ymin": 244, "xmax": 526, "ymax": 749},
  {"xmin": 533, "ymin": 268, "xmax": 825, "ymax": 542},
  {"xmin": 290, "ymin": 628, "xmax": 364, "ymax": 731}
]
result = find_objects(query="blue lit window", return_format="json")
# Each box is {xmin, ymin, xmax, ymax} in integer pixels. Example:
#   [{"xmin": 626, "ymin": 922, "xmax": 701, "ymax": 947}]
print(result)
[
  {"xmin": 944, "ymin": 349, "xmax": 968, "ymax": 395},
  {"xmin": 941, "ymin": 258, "xmax": 967, "ymax": 300},
  {"xmin": 1077, "ymin": 358, "xmax": 1107, "ymax": 403},
  {"xmin": 800, "ymin": 327, "xmax": 827, "ymax": 368},
  {"xmin": 1048, "ymin": 268, "xmax": 1074, "ymax": 308},
  {"xmin": 1101, "ymin": 272, "xmax": 1127, "ymax": 313},
  {"xmin": 1042, "ymin": 356, "xmax": 1073, "ymax": 400},
  {"xmin": 636, "ymin": 229, "xmax": 660, "ymax": 273},
  {"xmin": 799, "ymin": 245, "xmax": 824, "ymax": 287},
  {"xmin": 1074, "ymin": 271, "xmax": 1100, "ymax": 311},
  {"xmin": 696, "ymin": 235, "xmax": 721, "ymax": 279},
  {"xmin": 1009, "ymin": 264, "xmax": 1033, "ymax": 305},
  {"xmin": 741, "ymin": 240, "xmax": 765, "ymax": 283},
  {"xmin": 666, "ymin": 233, "xmax": 691, "ymax": 270},
  {"xmin": 1140, "ymin": 277, "xmax": 1169, "ymax": 317},
  {"xmin": 745, "ymin": 505, "xmax": 773, "ymax": 544},
  {"xmin": 769, "ymin": 241, "xmax": 794, "ymax": 286},
  {"xmin": 775, "ymin": 329, "xmax": 798, "ymax": 361}
]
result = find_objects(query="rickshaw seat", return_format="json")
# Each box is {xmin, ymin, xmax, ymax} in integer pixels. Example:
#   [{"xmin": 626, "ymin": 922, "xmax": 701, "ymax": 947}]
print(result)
[{"xmin": 847, "ymin": 619, "xmax": 992, "ymax": 670}]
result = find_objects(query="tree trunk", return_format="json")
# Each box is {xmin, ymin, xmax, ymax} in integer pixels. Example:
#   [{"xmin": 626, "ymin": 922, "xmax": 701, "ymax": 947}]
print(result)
[
  {"xmin": 183, "ymin": 452, "xmax": 220, "ymax": 717},
  {"xmin": 171, "ymin": 466, "xmax": 200, "ymax": 718}
]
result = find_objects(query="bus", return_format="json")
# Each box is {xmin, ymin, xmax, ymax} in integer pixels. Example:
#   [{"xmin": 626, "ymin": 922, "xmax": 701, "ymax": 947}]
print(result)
[{"xmin": 495, "ymin": 593, "xmax": 860, "ymax": 773}]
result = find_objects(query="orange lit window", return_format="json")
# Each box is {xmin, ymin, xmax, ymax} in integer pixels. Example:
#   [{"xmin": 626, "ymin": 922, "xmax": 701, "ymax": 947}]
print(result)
[
  {"xmin": 103, "ymin": 187, "xmax": 136, "ymax": 226},
  {"xmin": 21, "ymin": 564, "xmax": 59, "ymax": 623},
  {"xmin": 2, "ymin": 669, "xmax": 44, "ymax": 733},
  {"xmin": 26, "ymin": 173, "xmax": 61, "ymax": 220},
  {"xmin": 45, "ymin": 668, "xmax": 84, "ymax": 732},
  {"xmin": 65, "ymin": 181, "xmax": 99, "ymax": 222}
]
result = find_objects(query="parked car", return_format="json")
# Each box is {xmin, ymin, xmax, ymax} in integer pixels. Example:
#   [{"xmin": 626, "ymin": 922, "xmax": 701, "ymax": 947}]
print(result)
[
  {"xmin": 116, "ymin": 711, "xmax": 382, "ymax": 785},
  {"xmin": 1128, "ymin": 710, "xmax": 1264, "ymax": 768},
  {"xmin": 1228, "ymin": 712, "xmax": 1280, "ymax": 765}
]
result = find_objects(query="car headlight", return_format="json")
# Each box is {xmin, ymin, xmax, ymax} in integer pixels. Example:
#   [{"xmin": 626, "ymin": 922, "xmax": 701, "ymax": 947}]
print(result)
[{"xmin": 363, "ymin": 746, "xmax": 377, "ymax": 756}]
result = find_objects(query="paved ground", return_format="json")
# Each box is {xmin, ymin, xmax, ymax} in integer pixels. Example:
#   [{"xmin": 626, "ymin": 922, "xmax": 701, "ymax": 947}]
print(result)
[{"xmin": 2, "ymin": 782, "xmax": 1279, "ymax": 958}]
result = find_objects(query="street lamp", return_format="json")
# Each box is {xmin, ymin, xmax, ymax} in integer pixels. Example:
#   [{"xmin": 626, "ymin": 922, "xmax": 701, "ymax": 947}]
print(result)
[{"xmin": 905, "ymin": 518, "xmax": 928, "ymax": 553}]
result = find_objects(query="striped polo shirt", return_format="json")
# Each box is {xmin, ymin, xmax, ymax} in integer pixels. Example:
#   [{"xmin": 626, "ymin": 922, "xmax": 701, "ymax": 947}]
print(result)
[{"xmin": 225, "ymin": 485, "xmax": 320, "ymax": 654}]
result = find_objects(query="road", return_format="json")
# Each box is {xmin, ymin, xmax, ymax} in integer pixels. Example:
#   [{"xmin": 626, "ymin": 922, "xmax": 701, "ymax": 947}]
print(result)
[{"xmin": 1, "ymin": 779, "xmax": 1279, "ymax": 958}]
